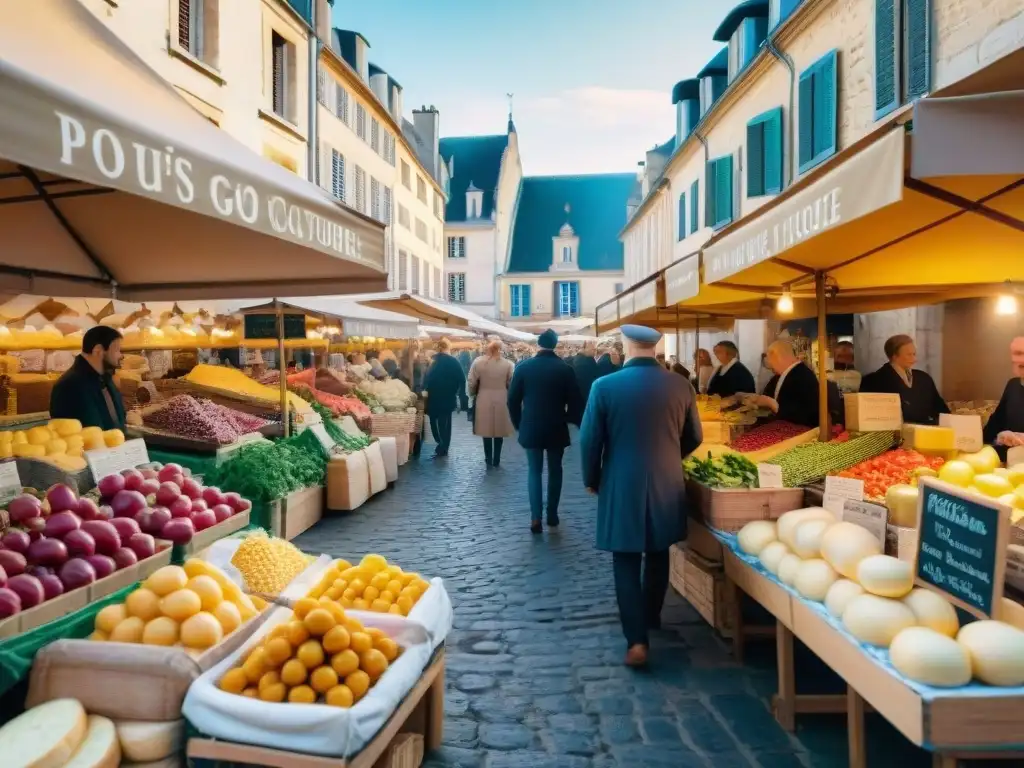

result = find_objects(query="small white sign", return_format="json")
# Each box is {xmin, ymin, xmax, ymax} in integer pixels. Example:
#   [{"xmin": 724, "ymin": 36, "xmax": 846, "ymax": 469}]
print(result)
[
  {"xmin": 309, "ymin": 423, "xmax": 336, "ymax": 457},
  {"xmin": 0, "ymin": 460, "xmax": 22, "ymax": 501},
  {"xmin": 939, "ymin": 413, "xmax": 984, "ymax": 453},
  {"xmin": 1009, "ymin": 445, "xmax": 1024, "ymax": 468},
  {"xmin": 86, "ymin": 438, "xmax": 150, "ymax": 481},
  {"xmin": 823, "ymin": 475, "xmax": 864, "ymax": 516},
  {"xmin": 757, "ymin": 464, "xmax": 783, "ymax": 489},
  {"xmin": 841, "ymin": 499, "xmax": 888, "ymax": 547}
]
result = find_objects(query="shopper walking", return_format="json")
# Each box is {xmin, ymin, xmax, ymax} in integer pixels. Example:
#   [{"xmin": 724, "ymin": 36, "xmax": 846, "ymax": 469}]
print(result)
[
  {"xmin": 570, "ymin": 341, "xmax": 600, "ymax": 406},
  {"xmin": 468, "ymin": 339, "xmax": 515, "ymax": 467},
  {"xmin": 580, "ymin": 325, "xmax": 703, "ymax": 668},
  {"xmin": 422, "ymin": 338, "xmax": 465, "ymax": 458},
  {"xmin": 507, "ymin": 329, "xmax": 583, "ymax": 533}
]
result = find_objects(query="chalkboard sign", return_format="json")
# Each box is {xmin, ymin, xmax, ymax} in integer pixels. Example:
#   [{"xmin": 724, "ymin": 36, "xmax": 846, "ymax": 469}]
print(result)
[
  {"xmin": 244, "ymin": 313, "xmax": 306, "ymax": 341},
  {"xmin": 914, "ymin": 477, "xmax": 1009, "ymax": 618}
]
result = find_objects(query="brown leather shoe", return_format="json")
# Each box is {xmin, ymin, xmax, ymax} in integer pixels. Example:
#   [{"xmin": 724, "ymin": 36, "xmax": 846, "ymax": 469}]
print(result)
[{"xmin": 624, "ymin": 644, "xmax": 649, "ymax": 668}]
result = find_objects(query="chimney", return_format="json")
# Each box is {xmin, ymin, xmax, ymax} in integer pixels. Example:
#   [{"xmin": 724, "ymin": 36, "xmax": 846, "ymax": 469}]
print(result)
[
  {"xmin": 355, "ymin": 37, "xmax": 369, "ymax": 82},
  {"xmin": 368, "ymin": 66, "xmax": 389, "ymax": 106},
  {"xmin": 315, "ymin": 0, "xmax": 331, "ymax": 42},
  {"xmin": 412, "ymin": 105, "xmax": 440, "ymax": 179},
  {"xmin": 390, "ymin": 81, "xmax": 404, "ymax": 123}
]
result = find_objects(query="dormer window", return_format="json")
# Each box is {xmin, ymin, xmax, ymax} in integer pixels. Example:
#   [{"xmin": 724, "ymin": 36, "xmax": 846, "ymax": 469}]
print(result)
[
  {"xmin": 466, "ymin": 182, "xmax": 483, "ymax": 219},
  {"xmin": 550, "ymin": 216, "xmax": 580, "ymax": 272},
  {"xmin": 561, "ymin": 245, "xmax": 573, "ymax": 263}
]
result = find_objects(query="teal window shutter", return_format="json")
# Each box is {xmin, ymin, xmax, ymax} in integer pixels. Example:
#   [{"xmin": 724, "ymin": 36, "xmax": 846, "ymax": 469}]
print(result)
[
  {"xmin": 905, "ymin": 0, "xmax": 931, "ymax": 99},
  {"xmin": 764, "ymin": 108, "xmax": 783, "ymax": 193},
  {"xmin": 743, "ymin": 17, "xmax": 768, "ymax": 68},
  {"xmin": 690, "ymin": 181, "xmax": 699, "ymax": 234},
  {"xmin": 799, "ymin": 51, "xmax": 839, "ymax": 173},
  {"xmin": 798, "ymin": 71, "xmax": 814, "ymax": 170},
  {"xmin": 705, "ymin": 161, "xmax": 716, "ymax": 228},
  {"xmin": 523, "ymin": 285, "xmax": 531, "ymax": 316},
  {"xmin": 875, "ymin": 0, "xmax": 900, "ymax": 118},
  {"xmin": 746, "ymin": 119, "xmax": 765, "ymax": 198},
  {"xmin": 678, "ymin": 192, "xmax": 687, "ymax": 241},
  {"xmin": 716, "ymin": 155, "xmax": 734, "ymax": 228}
]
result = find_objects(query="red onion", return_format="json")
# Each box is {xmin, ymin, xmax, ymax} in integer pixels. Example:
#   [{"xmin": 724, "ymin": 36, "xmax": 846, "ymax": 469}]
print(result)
[
  {"xmin": 7, "ymin": 574, "xmax": 44, "ymax": 607},
  {"xmin": 81, "ymin": 520, "xmax": 120, "ymax": 556},
  {"xmin": 0, "ymin": 550, "xmax": 26, "ymax": 577},
  {"xmin": 28, "ymin": 538, "xmax": 68, "ymax": 568},
  {"xmin": 192, "ymin": 509, "xmax": 217, "ymax": 531},
  {"xmin": 45, "ymin": 484, "xmax": 78, "ymax": 515},
  {"xmin": 58, "ymin": 560, "xmax": 96, "ymax": 591},
  {"xmin": 39, "ymin": 573, "xmax": 64, "ymax": 600},
  {"xmin": 161, "ymin": 517, "xmax": 195, "ymax": 544},
  {"xmin": 97, "ymin": 472, "xmax": 126, "ymax": 499},
  {"xmin": 6, "ymin": 495, "xmax": 42, "ymax": 524},
  {"xmin": 0, "ymin": 587, "xmax": 21, "ymax": 617},
  {"xmin": 111, "ymin": 490, "xmax": 146, "ymax": 518},
  {"xmin": 1, "ymin": 530, "xmax": 31, "ymax": 555},
  {"xmin": 113, "ymin": 547, "xmax": 138, "ymax": 570},
  {"xmin": 63, "ymin": 529, "xmax": 96, "ymax": 558},
  {"xmin": 85, "ymin": 555, "xmax": 116, "ymax": 579},
  {"xmin": 126, "ymin": 533, "xmax": 156, "ymax": 559},
  {"xmin": 121, "ymin": 469, "xmax": 144, "ymax": 492}
]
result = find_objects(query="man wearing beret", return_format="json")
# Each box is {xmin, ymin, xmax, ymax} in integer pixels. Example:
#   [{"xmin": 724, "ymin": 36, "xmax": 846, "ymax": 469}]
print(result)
[
  {"xmin": 580, "ymin": 324, "xmax": 703, "ymax": 667},
  {"xmin": 507, "ymin": 329, "xmax": 583, "ymax": 533}
]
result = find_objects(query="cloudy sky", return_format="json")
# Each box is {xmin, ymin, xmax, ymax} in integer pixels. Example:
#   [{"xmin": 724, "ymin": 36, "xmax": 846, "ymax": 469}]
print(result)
[{"xmin": 332, "ymin": 0, "xmax": 725, "ymax": 176}]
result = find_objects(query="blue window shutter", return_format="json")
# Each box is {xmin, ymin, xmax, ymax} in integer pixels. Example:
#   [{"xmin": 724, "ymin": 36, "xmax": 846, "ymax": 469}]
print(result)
[
  {"xmin": 875, "ymin": 0, "xmax": 900, "ymax": 117},
  {"xmin": 510, "ymin": 285, "xmax": 516, "ymax": 316},
  {"xmin": 704, "ymin": 161, "xmax": 716, "ymax": 228},
  {"xmin": 690, "ymin": 180, "xmax": 699, "ymax": 234},
  {"xmin": 744, "ymin": 18, "xmax": 768, "ymax": 68},
  {"xmin": 715, "ymin": 156, "xmax": 734, "ymax": 228},
  {"xmin": 905, "ymin": 0, "xmax": 931, "ymax": 99},
  {"xmin": 523, "ymin": 285, "xmax": 531, "ymax": 316},
  {"xmin": 798, "ymin": 71, "xmax": 814, "ymax": 170},
  {"xmin": 678, "ymin": 192, "xmax": 687, "ymax": 241},
  {"xmin": 814, "ymin": 52, "xmax": 838, "ymax": 160},
  {"xmin": 764, "ymin": 108, "xmax": 783, "ymax": 194},
  {"xmin": 746, "ymin": 119, "xmax": 765, "ymax": 198}
]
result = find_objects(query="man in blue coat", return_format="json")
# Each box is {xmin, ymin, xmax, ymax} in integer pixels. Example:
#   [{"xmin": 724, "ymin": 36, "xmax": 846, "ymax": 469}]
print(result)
[
  {"xmin": 423, "ymin": 338, "xmax": 465, "ymax": 458},
  {"xmin": 507, "ymin": 329, "xmax": 583, "ymax": 533},
  {"xmin": 580, "ymin": 324, "xmax": 703, "ymax": 667}
]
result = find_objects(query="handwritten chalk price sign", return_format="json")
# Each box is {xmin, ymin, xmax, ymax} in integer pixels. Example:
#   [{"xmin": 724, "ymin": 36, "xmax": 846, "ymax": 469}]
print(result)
[
  {"xmin": 914, "ymin": 477, "xmax": 1010, "ymax": 618},
  {"xmin": 85, "ymin": 438, "xmax": 150, "ymax": 482}
]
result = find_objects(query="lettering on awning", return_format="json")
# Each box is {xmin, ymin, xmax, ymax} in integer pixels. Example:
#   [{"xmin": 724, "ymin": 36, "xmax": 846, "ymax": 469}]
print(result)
[{"xmin": 664, "ymin": 256, "xmax": 699, "ymax": 304}]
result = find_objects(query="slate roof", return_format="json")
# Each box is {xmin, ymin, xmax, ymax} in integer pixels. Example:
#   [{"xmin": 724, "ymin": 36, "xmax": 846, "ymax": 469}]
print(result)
[
  {"xmin": 507, "ymin": 174, "xmax": 635, "ymax": 273},
  {"xmin": 713, "ymin": 0, "xmax": 770, "ymax": 40},
  {"xmin": 697, "ymin": 47, "xmax": 729, "ymax": 78},
  {"xmin": 438, "ymin": 134, "xmax": 509, "ymax": 223}
]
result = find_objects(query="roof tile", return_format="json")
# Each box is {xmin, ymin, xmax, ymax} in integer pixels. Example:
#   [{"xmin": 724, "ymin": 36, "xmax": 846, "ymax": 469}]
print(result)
[{"xmin": 438, "ymin": 134, "xmax": 509, "ymax": 222}]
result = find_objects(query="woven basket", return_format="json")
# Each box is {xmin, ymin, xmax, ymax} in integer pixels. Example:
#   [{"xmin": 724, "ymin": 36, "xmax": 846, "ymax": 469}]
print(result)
[
  {"xmin": 414, "ymin": 413, "xmax": 424, "ymax": 433},
  {"xmin": 369, "ymin": 411, "xmax": 416, "ymax": 437}
]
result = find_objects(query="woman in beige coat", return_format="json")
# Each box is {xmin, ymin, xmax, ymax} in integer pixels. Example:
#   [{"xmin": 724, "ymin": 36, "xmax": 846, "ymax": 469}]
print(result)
[{"xmin": 468, "ymin": 339, "xmax": 515, "ymax": 467}]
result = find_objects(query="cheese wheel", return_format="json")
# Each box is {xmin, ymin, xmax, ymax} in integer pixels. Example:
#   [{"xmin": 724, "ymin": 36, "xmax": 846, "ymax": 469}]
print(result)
[
  {"xmin": 758, "ymin": 541, "xmax": 790, "ymax": 575},
  {"xmin": 889, "ymin": 627, "xmax": 972, "ymax": 687},
  {"xmin": 791, "ymin": 518, "xmax": 834, "ymax": 559},
  {"xmin": 794, "ymin": 559, "xmax": 837, "ymax": 601},
  {"xmin": 777, "ymin": 507, "xmax": 834, "ymax": 549},
  {"xmin": 842, "ymin": 594, "xmax": 916, "ymax": 646},
  {"xmin": 998, "ymin": 597, "xmax": 1024, "ymax": 631},
  {"xmin": 0, "ymin": 698, "xmax": 88, "ymax": 768},
  {"xmin": 902, "ymin": 588, "xmax": 959, "ymax": 638},
  {"xmin": 820, "ymin": 522, "xmax": 883, "ymax": 579},
  {"xmin": 777, "ymin": 554, "xmax": 802, "ymax": 586},
  {"xmin": 115, "ymin": 719, "xmax": 185, "ymax": 763},
  {"xmin": 64, "ymin": 716, "xmax": 120, "ymax": 768},
  {"xmin": 824, "ymin": 579, "xmax": 865, "ymax": 618},
  {"xmin": 856, "ymin": 555, "xmax": 914, "ymax": 599},
  {"xmin": 957, "ymin": 620, "xmax": 1024, "ymax": 686},
  {"xmin": 737, "ymin": 520, "xmax": 777, "ymax": 556}
]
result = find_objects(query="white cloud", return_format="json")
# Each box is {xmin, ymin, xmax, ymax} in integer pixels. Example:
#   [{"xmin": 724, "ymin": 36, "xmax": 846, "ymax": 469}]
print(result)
[{"xmin": 439, "ymin": 87, "xmax": 674, "ymax": 176}]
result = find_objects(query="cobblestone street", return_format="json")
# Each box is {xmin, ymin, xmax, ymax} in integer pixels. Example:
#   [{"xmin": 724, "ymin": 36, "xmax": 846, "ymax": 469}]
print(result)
[{"xmin": 296, "ymin": 419, "xmax": 930, "ymax": 768}]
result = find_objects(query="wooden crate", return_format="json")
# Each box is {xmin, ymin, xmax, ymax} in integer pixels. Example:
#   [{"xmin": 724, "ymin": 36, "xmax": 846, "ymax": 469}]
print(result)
[
  {"xmin": 671, "ymin": 545, "xmax": 735, "ymax": 638},
  {"xmin": 686, "ymin": 479, "xmax": 805, "ymax": 533},
  {"xmin": 187, "ymin": 649, "xmax": 445, "ymax": 768}
]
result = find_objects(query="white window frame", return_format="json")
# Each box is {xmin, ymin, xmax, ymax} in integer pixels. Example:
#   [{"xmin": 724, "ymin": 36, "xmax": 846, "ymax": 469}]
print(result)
[
  {"xmin": 447, "ymin": 272, "xmax": 466, "ymax": 303},
  {"xmin": 447, "ymin": 236, "xmax": 465, "ymax": 259},
  {"xmin": 330, "ymin": 149, "xmax": 345, "ymax": 203}
]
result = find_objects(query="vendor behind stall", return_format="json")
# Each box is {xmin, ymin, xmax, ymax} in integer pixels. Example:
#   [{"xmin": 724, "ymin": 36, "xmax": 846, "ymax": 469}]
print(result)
[
  {"xmin": 752, "ymin": 340, "xmax": 820, "ymax": 428},
  {"xmin": 49, "ymin": 326, "xmax": 126, "ymax": 431},
  {"xmin": 983, "ymin": 336, "xmax": 1024, "ymax": 459},
  {"xmin": 706, "ymin": 341, "xmax": 756, "ymax": 397},
  {"xmin": 861, "ymin": 334, "xmax": 949, "ymax": 425}
]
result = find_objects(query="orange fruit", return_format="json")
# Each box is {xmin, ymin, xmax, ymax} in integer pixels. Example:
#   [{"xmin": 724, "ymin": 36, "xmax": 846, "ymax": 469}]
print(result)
[
  {"xmin": 365, "ymin": 628, "xmax": 385, "ymax": 641},
  {"xmin": 331, "ymin": 649, "xmax": 360, "ymax": 677},
  {"xmin": 363, "ymin": 585, "xmax": 380, "ymax": 602},
  {"xmin": 389, "ymin": 604, "xmax": 403, "ymax": 615},
  {"xmin": 304, "ymin": 608, "xmax": 336, "ymax": 637},
  {"xmin": 264, "ymin": 637, "xmax": 292, "ymax": 667},
  {"xmin": 286, "ymin": 621, "xmax": 310, "ymax": 647},
  {"xmin": 370, "ymin": 572, "xmax": 390, "ymax": 590},
  {"xmin": 241, "ymin": 687, "xmax": 258, "ymax": 698},
  {"xmin": 370, "ymin": 598, "xmax": 391, "ymax": 613},
  {"xmin": 125, "ymin": 588, "xmax": 161, "ymax": 621},
  {"xmin": 341, "ymin": 588, "xmax": 357, "ymax": 602},
  {"xmin": 242, "ymin": 648, "xmax": 267, "ymax": 684},
  {"xmin": 386, "ymin": 580, "xmax": 403, "ymax": 596},
  {"xmin": 325, "ymin": 601, "xmax": 347, "ymax": 624},
  {"xmin": 322, "ymin": 625, "xmax": 351, "ymax": 653},
  {"xmin": 396, "ymin": 596, "xmax": 414, "ymax": 615},
  {"xmin": 345, "ymin": 670, "xmax": 370, "ymax": 701},
  {"xmin": 348, "ymin": 578, "xmax": 366, "ymax": 595},
  {"xmin": 258, "ymin": 670, "xmax": 281, "ymax": 691},
  {"xmin": 343, "ymin": 616, "xmax": 364, "ymax": 634},
  {"xmin": 325, "ymin": 684, "xmax": 354, "ymax": 708},
  {"xmin": 360, "ymin": 649, "xmax": 389, "ymax": 680},
  {"xmin": 334, "ymin": 558, "xmax": 352, "ymax": 571},
  {"xmin": 259, "ymin": 682, "xmax": 287, "ymax": 702},
  {"xmin": 352, "ymin": 598, "xmax": 369, "ymax": 611},
  {"xmin": 375, "ymin": 637, "xmax": 399, "ymax": 662},
  {"xmin": 219, "ymin": 668, "xmax": 248, "ymax": 694},
  {"xmin": 297, "ymin": 639, "xmax": 325, "ymax": 669},
  {"xmin": 267, "ymin": 623, "xmax": 290, "ymax": 642},
  {"xmin": 280, "ymin": 659, "xmax": 308, "ymax": 686},
  {"xmin": 186, "ymin": 575, "xmax": 224, "ymax": 611},
  {"xmin": 310, "ymin": 665, "xmax": 339, "ymax": 693},
  {"xmin": 292, "ymin": 597, "xmax": 319, "ymax": 620},
  {"xmin": 350, "ymin": 631, "xmax": 372, "ymax": 653},
  {"xmin": 325, "ymin": 586, "xmax": 343, "ymax": 601},
  {"xmin": 379, "ymin": 590, "xmax": 395, "ymax": 604},
  {"xmin": 288, "ymin": 685, "xmax": 317, "ymax": 703}
]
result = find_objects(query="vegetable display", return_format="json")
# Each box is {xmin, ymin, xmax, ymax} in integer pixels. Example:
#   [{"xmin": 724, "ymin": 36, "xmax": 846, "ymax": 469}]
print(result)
[
  {"xmin": 771, "ymin": 431, "xmax": 899, "ymax": 487},
  {"xmin": 204, "ymin": 429, "xmax": 326, "ymax": 503},
  {"xmin": 306, "ymin": 553, "xmax": 430, "ymax": 616},
  {"xmin": 184, "ymin": 364, "xmax": 313, "ymax": 414},
  {"xmin": 355, "ymin": 379, "xmax": 416, "ymax": 412},
  {"xmin": 0, "ymin": 419, "xmax": 124, "ymax": 470},
  {"xmin": 290, "ymin": 384, "xmax": 372, "ymax": 421},
  {"xmin": 303, "ymin": 402, "xmax": 370, "ymax": 451},
  {"xmin": 683, "ymin": 452, "xmax": 759, "ymax": 488},
  {"xmin": 231, "ymin": 531, "xmax": 312, "ymax": 595},
  {"xmin": 834, "ymin": 448, "xmax": 945, "ymax": 500},
  {"xmin": 143, "ymin": 395, "xmax": 269, "ymax": 444},
  {"xmin": 727, "ymin": 421, "xmax": 809, "ymax": 452}
]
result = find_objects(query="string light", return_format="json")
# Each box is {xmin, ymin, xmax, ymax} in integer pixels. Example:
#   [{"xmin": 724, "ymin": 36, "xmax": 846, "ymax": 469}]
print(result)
[
  {"xmin": 996, "ymin": 293, "xmax": 1018, "ymax": 316},
  {"xmin": 777, "ymin": 292, "xmax": 794, "ymax": 314}
]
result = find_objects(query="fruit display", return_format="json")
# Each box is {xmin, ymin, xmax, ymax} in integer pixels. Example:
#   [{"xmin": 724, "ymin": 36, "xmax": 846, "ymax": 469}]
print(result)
[
  {"xmin": 683, "ymin": 452, "xmax": 758, "ymax": 489},
  {"xmin": 0, "ymin": 483, "xmax": 167, "ymax": 620},
  {"xmin": 231, "ymin": 532, "xmax": 312, "ymax": 595},
  {"xmin": 771, "ymin": 431, "xmax": 899, "ymax": 487},
  {"xmin": 142, "ymin": 394, "xmax": 270, "ymax": 444},
  {"xmin": 291, "ymin": 384, "xmax": 373, "ymax": 421},
  {"xmin": 0, "ymin": 419, "xmax": 125, "ymax": 469},
  {"xmin": 184, "ymin": 364, "xmax": 313, "ymax": 415},
  {"xmin": 89, "ymin": 560, "xmax": 260, "ymax": 648},
  {"xmin": 96, "ymin": 463, "xmax": 252, "ymax": 546},
  {"xmin": 833, "ymin": 448, "xmax": 946, "ymax": 500},
  {"xmin": 204, "ymin": 429, "xmax": 327, "ymax": 503},
  {"xmin": 217, "ymin": 595, "xmax": 401, "ymax": 706},
  {"xmin": 736, "ymin": 512, "xmax": 1024, "ymax": 688},
  {"xmin": 727, "ymin": 421, "xmax": 810, "ymax": 452},
  {"xmin": 307, "ymin": 554, "xmax": 430, "ymax": 616}
]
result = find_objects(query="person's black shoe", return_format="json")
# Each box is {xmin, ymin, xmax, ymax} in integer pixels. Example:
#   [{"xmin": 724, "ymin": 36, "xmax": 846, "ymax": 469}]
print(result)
[
  {"xmin": 530, "ymin": 521, "xmax": 543, "ymax": 534},
  {"xmin": 546, "ymin": 513, "xmax": 560, "ymax": 528}
]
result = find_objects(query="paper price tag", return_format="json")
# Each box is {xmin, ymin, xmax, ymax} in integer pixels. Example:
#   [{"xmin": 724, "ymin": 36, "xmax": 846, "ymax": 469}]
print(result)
[
  {"xmin": 0, "ymin": 460, "xmax": 22, "ymax": 504},
  {"xmin": 939, "ymin": 414, "xmax": 983, "ymax": 452},
  {"xmin": 309, "ymin": 423, "xmax": 336, "ymax": 457},
  {"xmin": 823, "ymin": 475, "xmax": 864, "ymax": 516},
  {"xmin": 841, "ymin": 499, "xmax": 888, "ymax": 547},
  {"xmin": 757, "ymin": 464, "xmax": 783, "ymax": 489},
  {"xmin": 86, "ymin": 438, "xmax": 150, "ymax": 481}
]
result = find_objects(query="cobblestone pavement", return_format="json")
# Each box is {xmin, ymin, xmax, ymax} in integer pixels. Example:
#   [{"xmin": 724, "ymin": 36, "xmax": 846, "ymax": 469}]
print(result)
[{"xmin": 296, "ymin": 418, "xmax": 932, "ymax": 768}]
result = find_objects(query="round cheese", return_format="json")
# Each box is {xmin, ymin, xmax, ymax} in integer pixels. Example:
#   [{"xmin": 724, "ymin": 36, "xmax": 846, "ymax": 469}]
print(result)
[
  {"xmin": 902, "ymin": 588, "xmax": 959, "ymax": 638},
  {"xmin": 794, "ymin": 559, "xmax": 838, "ymax": 602},
  {"xmin": 777, "ymin": 507, "xmax": 834, "ymax": 549},
  {"xmin": 114, "ymin": 719, "xmax": 185, "ymax": 764},
  {"xmin": 842, "ymin": 594, "xmax": 917, "ymax": 646},
  {"xmin": 820, "ymin": 522, "xmax": 883, "ymax": 580},
  {"xmin": 758, "ymin": 541, "xmax": 790, "ymax": 575},
  {"xmin": 0, "ymin": 698, "xmax": 88, "ymax": 768},
  {"xmin": 64, "ymin": 716, "xmax": 120, "ymax": 768},
  {"xmin": 791, "ymin": 518, "xmax": 834, "ymax": 559},
  {"xmin": 777, "ymin": 554, "xmax": 802, "ymax": 586},
  {"xmin": 957, "ymin": 620, "xmax": 1024, "ymax": 686},
  {"xmin": 889, "ymin": 627, "xmax": 971, "ymax": 687},
  {"xmin": 824, "ymin": 579, "xmax": 865, "ymax": 618},
  {"xmin": 999, "ymin": 598, "xmax": 1024, "ymax": 631},
  {"xmin": 856, "ymin": 555, "xmax": 914, "ymax": 599},
  {"xmin": 737, "ymin": 520, "xmax": 777, "ymax": 556}
]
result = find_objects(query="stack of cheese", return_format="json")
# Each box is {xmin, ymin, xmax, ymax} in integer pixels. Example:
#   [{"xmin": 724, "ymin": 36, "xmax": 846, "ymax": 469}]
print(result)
[
  {"xmin": 738, "ymin": 509, "xmax": 1024, "ymax": 688},
  {"xmin": 0, "ymin": 697, "xmax": 185, "ymax": 768}
]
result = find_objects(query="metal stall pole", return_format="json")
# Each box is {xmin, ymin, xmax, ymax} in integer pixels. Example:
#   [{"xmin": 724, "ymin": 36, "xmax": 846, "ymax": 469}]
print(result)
[{"xmin": 814, "ymin": 272, "xmax": 829, "ymax": 442}]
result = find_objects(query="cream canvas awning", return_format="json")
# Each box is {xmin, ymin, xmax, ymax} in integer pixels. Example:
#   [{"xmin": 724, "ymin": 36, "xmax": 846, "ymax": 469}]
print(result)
[{"xmin": 0, "ymin": 0, "xmax": 387, "ymax": 301}]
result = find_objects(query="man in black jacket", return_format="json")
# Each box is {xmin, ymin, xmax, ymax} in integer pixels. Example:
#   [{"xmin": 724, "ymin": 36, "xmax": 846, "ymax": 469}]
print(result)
[
  {"xmin": 754, "ymin": 340, "xmax": 820, "ymax": 428},
  {"xmin": 706, "ymin": 341, "xmax": 756, "ymax": 397},
  {"xmin": 50, "ymin": 326, "xmax": 126, "ymax": 430},
  {"xmin": 570, "ymin": 341, "xmax": 600, "ymax": 406}
]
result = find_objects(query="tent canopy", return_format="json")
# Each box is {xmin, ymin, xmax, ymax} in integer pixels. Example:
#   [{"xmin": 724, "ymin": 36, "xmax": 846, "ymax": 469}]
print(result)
[
  {"xmin": 227, "ymin": 298, "xmax": 420, "ymax": 340},
  {"xmin": 0, "ymin": 0, "xmax": 386, "ymax": 301},
  {"xmin": 351, "ymin": 292, "xmax": 537, "ymax": 341}
]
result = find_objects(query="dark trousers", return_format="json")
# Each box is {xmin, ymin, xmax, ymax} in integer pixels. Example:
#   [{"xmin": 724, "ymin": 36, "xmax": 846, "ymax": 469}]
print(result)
[
  {"xmin": 612, "ymin": 550, "xmax": 670, "ymax": 648},
  {"xmin": 482, "ymin": 437, "xmax": 503, "ymax": 465},
  {"xmin": 525, "ymin": 447, "xmax": 564, "ymax": 522},
  {"xmin": 429, "ymin": 411, "xmax": 453, "ymax": 455}
]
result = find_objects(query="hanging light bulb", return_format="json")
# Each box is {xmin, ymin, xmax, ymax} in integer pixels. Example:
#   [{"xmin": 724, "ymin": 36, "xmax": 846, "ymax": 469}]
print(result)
[
  {"xmin": 996, "ymin": 293, "xmax": 1018, "ymax": 316},
  {"xmin": 777, "ymin": 292, "xmax": 794, "ymax": 314}
]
